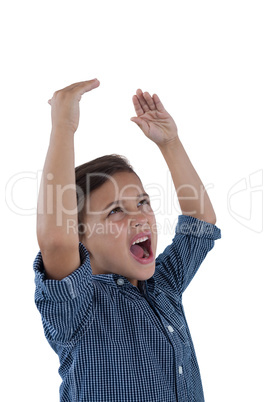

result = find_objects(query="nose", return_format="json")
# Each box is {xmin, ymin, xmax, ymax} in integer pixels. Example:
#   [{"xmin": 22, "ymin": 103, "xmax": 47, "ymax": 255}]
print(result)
[{"xmin": 131, "ymin": 212, "xmax": 149, "ymax": 228}]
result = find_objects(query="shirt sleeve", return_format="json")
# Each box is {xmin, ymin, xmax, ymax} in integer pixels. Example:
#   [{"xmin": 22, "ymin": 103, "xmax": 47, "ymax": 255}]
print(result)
[
  {"xmin": 154, "ymin": 215, "xmax": 221, "ymax": 300},
  {"xmin": 33, "ymin": 242, "xmax": 93, "ymax": 345}
]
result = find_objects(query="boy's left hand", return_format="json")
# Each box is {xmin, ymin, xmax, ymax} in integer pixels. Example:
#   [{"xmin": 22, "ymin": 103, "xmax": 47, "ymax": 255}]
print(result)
[{"xmin": 130, "ymin": 89, "xmax": 178, "ymax": 147}]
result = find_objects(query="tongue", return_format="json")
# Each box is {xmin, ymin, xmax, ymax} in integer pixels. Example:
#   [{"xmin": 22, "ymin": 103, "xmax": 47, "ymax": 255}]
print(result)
[{"xmin": 130, "ymin": 244, "xmax": 144, "ymax": 258}]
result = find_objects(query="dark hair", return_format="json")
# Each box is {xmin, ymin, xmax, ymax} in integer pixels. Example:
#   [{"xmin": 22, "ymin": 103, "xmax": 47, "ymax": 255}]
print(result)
[{"xmin": 75, "ymin": 154, "xmax": 138, "ymax": 227}]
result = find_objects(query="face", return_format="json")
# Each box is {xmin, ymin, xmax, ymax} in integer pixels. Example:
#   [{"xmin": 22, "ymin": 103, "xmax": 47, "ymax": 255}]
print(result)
[{"xmin": 80, "ymin": 172, "xmax": 157, "ymax": 287}]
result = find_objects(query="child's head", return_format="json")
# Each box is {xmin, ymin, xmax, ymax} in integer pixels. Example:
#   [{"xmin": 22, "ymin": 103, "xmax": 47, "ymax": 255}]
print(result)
[{"xmin": 75, "ymin": 155, "xmax": 157, "ymax": 286}]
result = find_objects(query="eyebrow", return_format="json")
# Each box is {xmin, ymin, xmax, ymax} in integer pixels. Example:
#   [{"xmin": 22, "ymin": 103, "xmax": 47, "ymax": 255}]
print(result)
[{"xmin": 102, "ymin": 193, "xmax": 150, "ymax": 212}]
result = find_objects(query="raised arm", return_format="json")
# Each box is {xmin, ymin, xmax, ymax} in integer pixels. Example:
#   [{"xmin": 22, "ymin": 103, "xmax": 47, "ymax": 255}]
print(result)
[
  {"xmin": 36, "ymin": 79, "xmax": 100, "ymax": 279},
  {"xmin": 130, "ymin": 89, "xmax": 216, "ymax": 224}
]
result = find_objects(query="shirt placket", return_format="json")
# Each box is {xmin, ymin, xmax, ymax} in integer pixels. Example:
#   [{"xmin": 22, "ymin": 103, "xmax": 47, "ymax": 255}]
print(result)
[{"xmin": 146, "ymin": 290, "xmax": 192, "ymax": 402}]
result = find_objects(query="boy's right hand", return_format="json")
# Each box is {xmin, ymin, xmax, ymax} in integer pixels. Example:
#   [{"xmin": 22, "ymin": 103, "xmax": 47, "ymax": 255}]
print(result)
[{"xmin": 48, "ymin": 79, "xmax": 100, "ymax": 133}]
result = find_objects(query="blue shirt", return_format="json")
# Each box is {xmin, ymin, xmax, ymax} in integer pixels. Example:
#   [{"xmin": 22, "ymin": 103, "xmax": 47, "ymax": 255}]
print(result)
[{"xmin": 34, "ymin": 215, "xmax": 221, "ymax": 401}]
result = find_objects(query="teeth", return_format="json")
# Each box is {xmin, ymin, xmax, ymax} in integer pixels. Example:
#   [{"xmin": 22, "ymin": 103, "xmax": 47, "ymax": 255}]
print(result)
[{"xmin": 132, "ymin": 236, "xmax": 149, "ymax": 245}]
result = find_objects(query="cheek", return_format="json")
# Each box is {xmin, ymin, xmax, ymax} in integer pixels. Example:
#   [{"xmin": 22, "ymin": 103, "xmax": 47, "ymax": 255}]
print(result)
[
  {"xmin": 108, "ymin": 212, "xmax": 126, "ymax": 223},
  {"xmin": 148, "ymin": 211, "xmax": 157, "ymax": 230},
  {"xmin": 148, "ymin": 214, "xmax": 158, "ymax": 250},
  {"xmin": 104, "ymin": 221, "xmax": 127, "ymax": 244},
  {"xmin": 107, "ymin": 225, "xmax": 130, "ymax": 256},
  {"xmin": 97, "ymin": 224, "xmax": 128, "ymax": 252}
]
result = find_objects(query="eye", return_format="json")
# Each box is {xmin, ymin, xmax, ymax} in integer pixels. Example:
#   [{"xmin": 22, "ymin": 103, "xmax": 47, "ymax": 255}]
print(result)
[
  {"xmin": 138, "ymin": 198, "xmax": 150, "ymax": 207},
  {"xmin": 108, "ymin": 206, "xmax": 123, "ymax": 216}
]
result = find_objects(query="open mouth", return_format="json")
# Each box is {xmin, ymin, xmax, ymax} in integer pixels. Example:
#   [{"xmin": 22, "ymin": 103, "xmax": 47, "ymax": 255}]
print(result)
[{"xmin": 129, "ymin": 235, "xmax": 154, "ymax": 264}]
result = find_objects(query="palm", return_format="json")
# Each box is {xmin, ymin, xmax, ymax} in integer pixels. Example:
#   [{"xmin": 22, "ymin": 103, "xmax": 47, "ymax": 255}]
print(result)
[{"xmin": 131, "ymin": 89, "xmax": 178, "ymax": 145}]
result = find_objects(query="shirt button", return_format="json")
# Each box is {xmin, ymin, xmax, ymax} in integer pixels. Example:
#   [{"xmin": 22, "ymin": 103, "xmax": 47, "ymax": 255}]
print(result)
[
  {"xmin": 179, "ymin": 366, "xmax": 183, "ymax": 375},
  {"xmin": 117, "ymin": 278, "xmax": 124, "ymax": 286},
  {"xmin": 167, "ymin": 325, "xmax": 174, "ymax": 333}
]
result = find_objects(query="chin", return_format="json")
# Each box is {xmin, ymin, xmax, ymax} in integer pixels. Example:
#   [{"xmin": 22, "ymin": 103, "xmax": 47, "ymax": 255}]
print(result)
[{"xmin": 135, "ymin": 262, "xmax": 155, "ymax": 281}]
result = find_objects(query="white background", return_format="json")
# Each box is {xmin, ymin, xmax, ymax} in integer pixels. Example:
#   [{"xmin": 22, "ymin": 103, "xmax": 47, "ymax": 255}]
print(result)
[{"xmin": 1, "ymin": 0, "xmax": 267, "ymax": 400}]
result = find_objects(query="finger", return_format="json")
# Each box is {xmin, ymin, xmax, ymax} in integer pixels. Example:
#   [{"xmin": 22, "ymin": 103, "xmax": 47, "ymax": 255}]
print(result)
[
  {"xmin": 143, "ymin": 92, "xmax": 156, "ymax": 111},
  {"xmin": 132, "ymin": 95, "xmax": 144, "ymax": 117},
  {"xmin": 48, "ymin": 99, "xmax": 51, "ymax": 105},
  {"xmin": 130, "ymin": 116, "xmax": 149, "ymax": 134},
  {"xmin": 54, "ymin": 79, "xmax": 100, "ymax": 100},
  {"xmin": 152, "ymin": 93, "xmax": 165, "ymax": 112},
  {"xmin": 66, "ymin": 78, "xmax": 100, "ymax": 91},
  {"xmin": 71, "ymin": 79, "xmax": 100, "ymax": 97},
  {"xmin": 136, "ymin": 89, "xmax": 150, "ymax": 113}
]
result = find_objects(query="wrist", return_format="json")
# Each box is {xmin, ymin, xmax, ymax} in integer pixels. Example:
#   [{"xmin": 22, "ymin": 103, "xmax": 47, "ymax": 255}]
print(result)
[
  {"xmin": 157, "ymin": 135, "xmax": 181, "ymax": 153},
  {"xmin": 51, "ymin": 125, "xmax": 76, "ymax": 138}
]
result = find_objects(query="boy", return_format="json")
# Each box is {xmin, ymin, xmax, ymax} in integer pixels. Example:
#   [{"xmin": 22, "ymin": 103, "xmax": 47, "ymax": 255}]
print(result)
[{"xmin": 34, "ymin": 79, "xmax": 221, "ymax": 401}]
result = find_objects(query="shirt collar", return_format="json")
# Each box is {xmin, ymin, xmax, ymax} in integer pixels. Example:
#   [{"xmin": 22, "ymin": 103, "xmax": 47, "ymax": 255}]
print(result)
[{"xmin": 92, "ymin": 272, "xmax": 156, "ymax": 294}]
